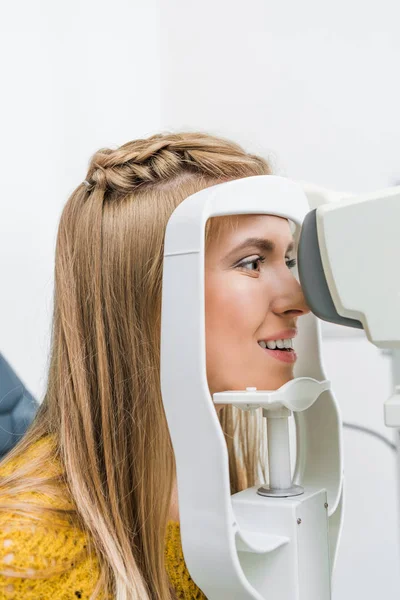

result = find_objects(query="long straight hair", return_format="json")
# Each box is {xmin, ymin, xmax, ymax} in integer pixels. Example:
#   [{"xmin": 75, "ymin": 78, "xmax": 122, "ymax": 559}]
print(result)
[{"xmin": 0, "ymin": 132, "xmax": 272, "ymax": 599}]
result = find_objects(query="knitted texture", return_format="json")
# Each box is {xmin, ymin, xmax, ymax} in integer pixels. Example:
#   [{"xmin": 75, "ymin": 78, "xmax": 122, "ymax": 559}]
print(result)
[
  {"xmin": 164, "ymin": 521, "xmax": 207, "ymax": 600},
  {"xmin": 0, "ymin": 437, "xmax": 207, "ymax": 599}
]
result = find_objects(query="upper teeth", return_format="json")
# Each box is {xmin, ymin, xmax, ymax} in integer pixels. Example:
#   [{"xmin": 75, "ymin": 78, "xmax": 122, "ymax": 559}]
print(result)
[{"xmin": 258, "ymin": 338, "xmax": 293, "ymax": 350}]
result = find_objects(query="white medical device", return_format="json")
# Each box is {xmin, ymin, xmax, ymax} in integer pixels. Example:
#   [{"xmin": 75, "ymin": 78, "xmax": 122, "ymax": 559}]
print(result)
[{"xmin": 160, "ymin": 175, "xmax": 400, "ymax": 599}]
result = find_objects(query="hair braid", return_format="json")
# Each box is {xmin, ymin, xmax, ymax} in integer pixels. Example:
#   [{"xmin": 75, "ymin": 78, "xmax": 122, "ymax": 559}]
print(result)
[{"xmin": 83, "ymin": 132, "xmax": 271, "ymax": 193}]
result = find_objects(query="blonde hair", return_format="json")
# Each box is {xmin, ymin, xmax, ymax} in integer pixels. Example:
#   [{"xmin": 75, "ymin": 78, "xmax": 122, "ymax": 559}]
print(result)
[{"xmin": 0, "ymin": 131, "xmax": 272, "ymax": 599}]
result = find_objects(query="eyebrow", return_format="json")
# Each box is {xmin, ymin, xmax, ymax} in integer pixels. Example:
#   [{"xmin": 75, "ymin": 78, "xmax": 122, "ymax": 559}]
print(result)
[{"xmin": 224, "ymin": 237, "xmax": 295, "ymax": 262}]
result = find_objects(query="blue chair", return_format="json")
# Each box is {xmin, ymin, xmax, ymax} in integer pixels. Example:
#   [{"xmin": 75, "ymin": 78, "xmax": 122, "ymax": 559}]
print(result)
[{"xmin": 0, "ymin": 353, "xmax": 39, "ymax": 459}]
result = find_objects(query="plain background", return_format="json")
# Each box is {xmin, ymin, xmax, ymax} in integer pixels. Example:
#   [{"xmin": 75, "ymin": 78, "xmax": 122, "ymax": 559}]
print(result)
[{"xmin": 1, "ymin": 1, "xmax": 399, "ymax": 597}]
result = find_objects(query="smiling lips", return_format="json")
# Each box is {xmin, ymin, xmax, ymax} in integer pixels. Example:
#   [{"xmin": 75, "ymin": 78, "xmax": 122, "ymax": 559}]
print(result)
[
  {"xmin": 257, "ymin": 327, "xmax": 297, "ymax": 363},
  {"xmin": 258, "ymin": 339, "xmax": 293, "ymax": 351},
  {"xmin": 258, "ymin": 340, "xmax": 297, "ymax": 364}
]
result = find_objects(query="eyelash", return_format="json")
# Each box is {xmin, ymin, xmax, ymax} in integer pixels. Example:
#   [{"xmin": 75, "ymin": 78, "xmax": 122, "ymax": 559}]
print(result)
[{"xmin": 236, "ymin": 254, "xmax": 297, "ymax": 272}]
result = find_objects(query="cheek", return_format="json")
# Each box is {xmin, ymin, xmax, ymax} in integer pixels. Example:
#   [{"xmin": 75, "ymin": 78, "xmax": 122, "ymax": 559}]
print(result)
[{"xmin": 205, "ymin": 275, "xmax": 269, "ymax": 340}]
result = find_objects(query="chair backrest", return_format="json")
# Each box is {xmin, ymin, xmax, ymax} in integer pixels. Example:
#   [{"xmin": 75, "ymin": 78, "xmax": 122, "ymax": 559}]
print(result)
[{"xmin": 0, "ymin": 353, "xmax": 39, "ymax": 459}]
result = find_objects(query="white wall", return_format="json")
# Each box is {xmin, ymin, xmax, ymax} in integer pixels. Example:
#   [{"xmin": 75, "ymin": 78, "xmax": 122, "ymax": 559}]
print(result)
[
  {"xmin": 0, "ymin": 1, "xmax": 161, "ymax": 398},
  {"xmin": 159, "ymin": 1, "xmax": 400, "ymax": 597},
  {"xmin": 159, "ymin": 1, "xmax": 400, "ymax": 191}
]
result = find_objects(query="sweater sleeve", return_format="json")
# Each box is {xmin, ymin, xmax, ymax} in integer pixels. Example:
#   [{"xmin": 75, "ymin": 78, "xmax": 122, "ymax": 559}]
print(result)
[
  {"xmin": 165, "ymin": 521, "xmax": 207, "ymax": 600},
  {"xmin": 0, "ymin": 511, "xmax": 109, "ymax": 600}
]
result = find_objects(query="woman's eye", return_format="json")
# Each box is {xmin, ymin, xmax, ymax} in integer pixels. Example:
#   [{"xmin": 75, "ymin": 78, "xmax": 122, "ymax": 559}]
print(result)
[
  {"xmin": 236, "ymin": 256, "xmax": 297, "ymax": 272},
  {"xmin": 236, "ymin": 255, "xmax": 266, "ymax": 271}
]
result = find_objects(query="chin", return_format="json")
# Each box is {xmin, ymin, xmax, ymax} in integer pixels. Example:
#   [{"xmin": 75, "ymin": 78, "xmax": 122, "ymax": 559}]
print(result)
[{"xmin": 267, "ymin": 371, "xmax": 295, "ymax": 389}]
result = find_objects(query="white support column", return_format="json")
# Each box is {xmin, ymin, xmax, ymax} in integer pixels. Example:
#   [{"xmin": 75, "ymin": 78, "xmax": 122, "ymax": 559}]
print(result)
[{"xmin": 266, "ymin": 408, "xmax": 292, "ymax": 490}]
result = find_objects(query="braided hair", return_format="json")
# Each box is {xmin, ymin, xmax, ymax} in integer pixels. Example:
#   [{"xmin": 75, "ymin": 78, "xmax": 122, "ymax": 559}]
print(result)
[{"xmin": 82, "ymin": 131, "xmax": 271, "ymax": 194}]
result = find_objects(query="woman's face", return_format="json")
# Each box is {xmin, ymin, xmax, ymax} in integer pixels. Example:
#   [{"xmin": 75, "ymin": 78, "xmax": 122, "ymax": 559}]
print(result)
[{"xmin": 205, "ymin": 214, "xmax": 310, "ymax": 410}]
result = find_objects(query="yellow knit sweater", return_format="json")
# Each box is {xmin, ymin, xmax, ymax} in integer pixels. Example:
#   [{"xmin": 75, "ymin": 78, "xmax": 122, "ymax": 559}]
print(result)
[{"xmin": 0, "ymin": 436, "xmax": 207, "ymax": 599}]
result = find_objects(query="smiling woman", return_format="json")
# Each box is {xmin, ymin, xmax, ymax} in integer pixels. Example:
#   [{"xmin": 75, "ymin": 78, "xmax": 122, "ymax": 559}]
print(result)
[{"xmin": 205, "ymin": 213, "xmax": 310, "ymax": 397}]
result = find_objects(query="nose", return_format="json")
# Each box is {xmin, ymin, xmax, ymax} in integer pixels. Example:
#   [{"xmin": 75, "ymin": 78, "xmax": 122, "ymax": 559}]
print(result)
[{"xmin": 271, "ymin": 276, "xmax": 311, "ymax": 318}]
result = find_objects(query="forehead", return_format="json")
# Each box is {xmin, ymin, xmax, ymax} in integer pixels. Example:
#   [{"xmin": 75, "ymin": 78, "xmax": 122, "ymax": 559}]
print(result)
[{"xmin": 206, "ymin": 214, "xmax": 293, "ymax": 249}]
